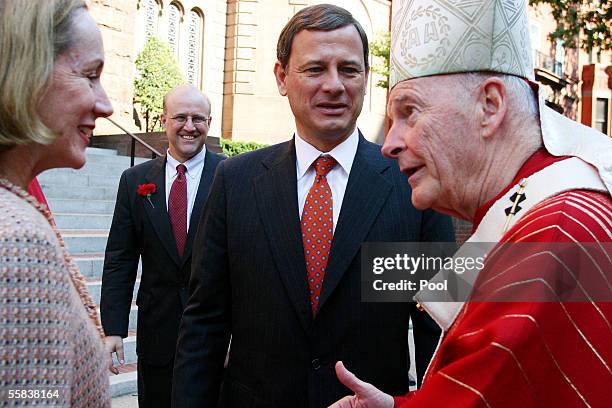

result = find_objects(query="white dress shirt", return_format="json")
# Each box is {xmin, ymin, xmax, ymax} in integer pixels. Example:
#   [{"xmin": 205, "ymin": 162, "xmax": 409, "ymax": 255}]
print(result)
[
  {"xmin": 165, "ymin": 147, "xmax": 206, "ymax": 231},
  {"xmin": 295, "ymin": 128, "xmax": 359, "ymax": 233}
]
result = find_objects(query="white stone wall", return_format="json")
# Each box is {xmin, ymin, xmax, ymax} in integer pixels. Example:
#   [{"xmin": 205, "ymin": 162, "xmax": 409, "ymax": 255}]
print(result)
[
  {"xmin": 91, "ymin": 0, "xmax": 227, "ymax": 139},
  {"xmin": 90, "ymin": 0, "xmax": 138, "ymax": 136}
]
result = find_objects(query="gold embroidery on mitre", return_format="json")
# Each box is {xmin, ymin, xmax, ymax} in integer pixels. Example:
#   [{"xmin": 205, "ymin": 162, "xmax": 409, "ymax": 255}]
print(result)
[{"xmin": 390, "ymin": 0, "xmax": 534, "ymax": 88}]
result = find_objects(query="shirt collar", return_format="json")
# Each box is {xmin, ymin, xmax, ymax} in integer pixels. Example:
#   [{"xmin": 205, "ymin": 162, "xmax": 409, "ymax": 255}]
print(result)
[
  {"xmin": 471, "ymin": 147, "xmax": 569, "ymax": 232},
  {"xmin": 166, "ymin": 147, "xmax": 207, "ymax": 179},
  {"xmin": 295, "ymin": 128, "xmax": 359, "ymax": 179}
]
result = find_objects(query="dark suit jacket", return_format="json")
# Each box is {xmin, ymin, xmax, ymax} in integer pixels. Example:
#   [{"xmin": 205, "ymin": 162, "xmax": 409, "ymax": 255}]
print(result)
[
  {"xmin": 101, "ymin": 150, "xmax": 224, "ymax": 366},
  {"xmin": 173, "ymin": 136, "xmax": 454, "ymax": 407}
]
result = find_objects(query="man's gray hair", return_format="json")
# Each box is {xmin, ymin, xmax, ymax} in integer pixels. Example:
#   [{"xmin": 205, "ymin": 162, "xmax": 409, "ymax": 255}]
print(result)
[{"xmin": 459, "ymin": 72, "xmax": 539, "ymax": 118}]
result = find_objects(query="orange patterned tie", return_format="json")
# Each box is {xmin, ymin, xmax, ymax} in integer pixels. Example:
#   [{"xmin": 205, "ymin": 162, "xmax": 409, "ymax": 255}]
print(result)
[{"xmin": 301, "ymin": 155, "xmax": 337, "ymax": 316}]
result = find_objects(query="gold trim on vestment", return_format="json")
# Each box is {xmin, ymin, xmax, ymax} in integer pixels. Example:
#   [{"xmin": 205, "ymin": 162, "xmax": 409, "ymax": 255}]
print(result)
[
  {"xmin": 490, "ymin": 342, "xmax": 533, "ymax": 391},
  {"xmin": 438, "ymin": 372, "xmax": 493, "ymax": 408},
  {"xmin": 501, "ymin": 314, "xmax": 591, "ymax": 406},
  {"xmin": 491, "ymin": 280, "xmax": 611, "ymax": 374}
]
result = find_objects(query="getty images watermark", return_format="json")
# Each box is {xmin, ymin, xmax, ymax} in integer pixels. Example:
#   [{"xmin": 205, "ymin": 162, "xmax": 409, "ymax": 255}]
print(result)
[{"xmin": 361, "ymin": 242, "xmax": 612, "ymax": 303}]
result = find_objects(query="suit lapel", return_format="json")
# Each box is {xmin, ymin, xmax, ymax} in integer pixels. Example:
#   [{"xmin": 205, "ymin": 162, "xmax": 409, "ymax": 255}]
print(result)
[
  {"xmin": 180, "ymin": 150, "xmax": 221, "ymax": 268},
  {"xmin": 318, "ymin": 136, "xmax": 393, "ymax": 311},
  {"xmin": 143, "ymin": 156, "xmax": 181, "ymax": 266},
  {"xmin": 252, "ymin": 140, "xmax": 313, "ymax": 334}
]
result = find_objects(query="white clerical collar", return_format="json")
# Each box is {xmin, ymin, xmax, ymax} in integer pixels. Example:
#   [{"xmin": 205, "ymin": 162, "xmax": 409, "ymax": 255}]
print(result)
[
  {"xmin": 294, "ymin": 128, "xmax": 359, "ymax": 180},
  {"xmin": 166, "ymin": 147, "xmax": 206, "ymax": 179},
  {"xmin": 415, "ymin": 157, "xmax": 608, "ymax": 333}
]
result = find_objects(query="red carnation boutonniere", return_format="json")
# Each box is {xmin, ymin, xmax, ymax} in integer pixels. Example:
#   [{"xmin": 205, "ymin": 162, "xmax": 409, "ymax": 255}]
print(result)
[{"xmin": 137, "ymin": 183, "xmax": 156, "ymax": 208}]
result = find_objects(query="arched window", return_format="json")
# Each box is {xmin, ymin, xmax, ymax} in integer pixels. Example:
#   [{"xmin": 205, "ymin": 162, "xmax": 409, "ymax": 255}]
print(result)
[
  {"xmin": 143, "ymin": 0, "xmax": 160, "ymax": 40},
  {"xmin": 186, "ymin": 9, "xmax": 203, "ymax": 87},
  {"xmin": 168, "ymin": 3, "xmax": 182, "ymax": 58}
]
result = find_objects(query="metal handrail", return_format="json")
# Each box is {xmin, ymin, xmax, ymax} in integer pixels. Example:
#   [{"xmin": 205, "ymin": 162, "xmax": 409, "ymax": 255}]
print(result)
[
  {"xmin": 534, "ymin": 50, "xmax": 564, "ymax": 78},
  {"xmin": 104, "ymin": 117, "xmax": 162, "ymax": 167}
]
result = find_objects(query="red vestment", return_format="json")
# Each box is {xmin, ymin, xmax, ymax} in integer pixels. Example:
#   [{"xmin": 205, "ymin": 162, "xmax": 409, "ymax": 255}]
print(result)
[{"xmin": 395, "ymin": 150, "xmax": 612, "ymax": 407}]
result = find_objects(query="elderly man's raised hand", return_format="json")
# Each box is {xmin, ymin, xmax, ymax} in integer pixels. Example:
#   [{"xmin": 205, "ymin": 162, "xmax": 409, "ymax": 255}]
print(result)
[
  {"xmin": 328, "ymin": 362, "xmax": 395, "ymax": 408},
  {"xmin": 104, "ymin": 335, "xmax": 125, "ymax": 374}
]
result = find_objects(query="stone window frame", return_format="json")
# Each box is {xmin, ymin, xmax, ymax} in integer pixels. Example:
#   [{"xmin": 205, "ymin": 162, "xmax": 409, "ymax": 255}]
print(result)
[
  {"xmin": 143, "ymin": 0, "xmax": 161, "ymax": 41},
  {"xmin": 168, "ymin": 1, "xmax": 185, "ymax": 59},
  {"xmin": 185, "ymin": 7, "xmax": 205, "ymax": 88}
]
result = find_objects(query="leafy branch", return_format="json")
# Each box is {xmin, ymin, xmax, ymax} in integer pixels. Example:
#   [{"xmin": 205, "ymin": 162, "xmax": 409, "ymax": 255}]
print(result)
[
  {"xmin": 133, "ymin": 37, "xmax": 184, "ymax": 132},
  {"xmin": 370, "ymin": 31, "xmax": 390, "ymax": 89},
  {"xmin": 529, "ymin": 0, "xmax": 611, "ymax": 53}
]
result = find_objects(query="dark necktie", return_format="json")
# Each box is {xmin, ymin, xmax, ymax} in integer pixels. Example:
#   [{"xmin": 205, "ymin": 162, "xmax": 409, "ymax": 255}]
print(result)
[
  {"xmin": 301, "ymin": 155, "xmax": 337, "ymax": 316},
  {"xmin": 168, "ymin": 164, "xmax": 187, "ymax": 257}
]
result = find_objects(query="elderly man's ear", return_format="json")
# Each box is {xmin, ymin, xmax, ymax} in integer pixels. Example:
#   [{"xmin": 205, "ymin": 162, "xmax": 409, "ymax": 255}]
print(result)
[{"xmin": 477, "ymin": 77, "xmax": 508, "ymax": 139}]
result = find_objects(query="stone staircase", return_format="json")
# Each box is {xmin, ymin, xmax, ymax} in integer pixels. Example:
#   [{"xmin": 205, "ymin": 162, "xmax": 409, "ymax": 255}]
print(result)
[{"xmin": 39, "ymin": 147, "xmax": 149, "ymax": 399}]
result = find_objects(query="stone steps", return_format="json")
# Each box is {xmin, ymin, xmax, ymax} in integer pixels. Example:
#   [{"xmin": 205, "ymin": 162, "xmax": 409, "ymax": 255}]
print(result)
[
  {"xmin": 84, "ymin": 152, "xmax": 148, "ymax": 165},
  {"xmin": 72, "ymin": 254, "xmax": 105, "ymax": 278},
  {"xmin": 43, "ymin": 161, "xmax": 139, "ymax": 177},
  {"xmin": 38, "ymin": 171, "xmax": 122, "ymax": 188},
  {"xmin": 94, "ymin": 302, "xmax": 138, "ymax": 332},
  {"xmin": 109, "ymin": 365, "xmax": 138, "ymax": 398},
  {"xmin": 87, "ymin": 277, "xmax": 140, "ymax": 304},
  {"xmin": 40, "ymin": 147, "xmax": 148, "ymax": 399},
  {"xmin": 86, "ymin": 147, "xmax": 118, "ymax": 156},
  {"xmin": 54, "ymin": 213, "xmax": 113, "ymax": 230},
  {"xmin": 42, "ymin": 184, "xmax": 119, "ymax": 200},
  {"xmin": 127, "ymin": 303, "xmax": 138, "ymax": 331},
  {"xmin": 122, "ymin": 334, "xmax": 138, "ymax": 365},
  {"xmin": 48, "ymin": 198, "xmax": 116, "ymax": 214},
  {"xmin": 62, "ymin": 230, "xmax": 109, "ymax": 254},
  {"xmin": 73, "ymin": 254, "xmax": 142, "ymax": 279}
]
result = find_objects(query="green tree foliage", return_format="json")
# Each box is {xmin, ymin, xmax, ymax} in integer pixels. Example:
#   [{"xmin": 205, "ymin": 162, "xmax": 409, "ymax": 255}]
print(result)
[
  {"xmin": 220, "ymin": 138, "xmax": 267, "ymax": 157},
  {"xmin": 370, "ymin": 31, "xmax": 391, "ymax": 89},
  {"xmin": 134, "ymin": 37, "xmax": 184, "ymax": 132},
  {"xmin": 529, "ymin": 0, "xmax": 611, "ymax": 53}
]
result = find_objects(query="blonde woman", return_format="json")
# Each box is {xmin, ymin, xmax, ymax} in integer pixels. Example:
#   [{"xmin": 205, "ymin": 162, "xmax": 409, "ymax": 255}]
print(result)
[{"xmin": 0, "ymin": 0, "xmax": 113, "ymax": 405}]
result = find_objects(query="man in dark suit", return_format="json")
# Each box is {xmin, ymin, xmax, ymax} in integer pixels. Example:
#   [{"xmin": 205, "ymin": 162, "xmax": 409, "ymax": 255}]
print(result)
[
  {"xmin": 101, "ymin": 84, "xmax": 224, "ymax": 408},
  {"xmin": 173, "ymin": 5, "xmax": 454, "ymax": 407}
]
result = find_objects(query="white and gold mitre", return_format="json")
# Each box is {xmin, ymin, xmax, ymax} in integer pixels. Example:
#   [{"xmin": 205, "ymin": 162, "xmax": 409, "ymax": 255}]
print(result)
[
  {"xmin": 390, "ymin": 0, "xmax": 534, "ymax": 87},
  {"xmin": 389, "ymin": 0, "xmax": 612, "ymax": 193}
]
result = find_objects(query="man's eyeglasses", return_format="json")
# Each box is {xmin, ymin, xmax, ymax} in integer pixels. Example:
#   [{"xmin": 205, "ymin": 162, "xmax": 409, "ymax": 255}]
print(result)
[{"xmin": 170, "ymin": 115, "xmax": 211, "ymax": 126}]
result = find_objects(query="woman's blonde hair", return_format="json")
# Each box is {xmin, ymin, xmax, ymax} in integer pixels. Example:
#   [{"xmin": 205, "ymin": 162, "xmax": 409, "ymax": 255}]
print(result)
[{"xmin": 0, "ymin": 0, "xmax": 87, "ymax": 151}]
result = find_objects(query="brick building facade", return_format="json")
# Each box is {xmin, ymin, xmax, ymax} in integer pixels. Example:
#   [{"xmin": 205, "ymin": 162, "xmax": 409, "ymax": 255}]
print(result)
[
  {"xmin": 91, "ymin": 0, "xmax": 227, "ymax": 139},
  {"xmin": 90, "ymin": 0, "xmax": 392, "ymax": 145},
  {"xmin": 89, "ymin": 0, "xmax": 610, "ymax": 148},
  {"xmin": 580, "ymin": 52, "xmax": 612, "ymax": 136}
]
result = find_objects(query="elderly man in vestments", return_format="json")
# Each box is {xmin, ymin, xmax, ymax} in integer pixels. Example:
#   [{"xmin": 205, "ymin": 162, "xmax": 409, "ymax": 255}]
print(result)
[{"xmin": 329, "ymin": 0, "xmax": 612, "ymax": 407}]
